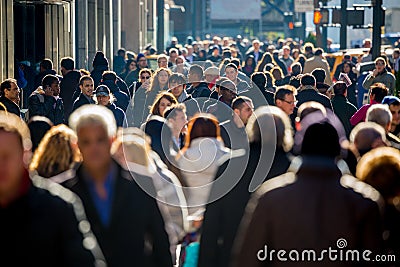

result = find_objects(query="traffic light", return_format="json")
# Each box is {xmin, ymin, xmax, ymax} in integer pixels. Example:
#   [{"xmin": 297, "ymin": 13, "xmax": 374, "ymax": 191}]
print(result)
[{"xmin": 314, "ymin": 9, "xmax": 329, "ymax": 25}]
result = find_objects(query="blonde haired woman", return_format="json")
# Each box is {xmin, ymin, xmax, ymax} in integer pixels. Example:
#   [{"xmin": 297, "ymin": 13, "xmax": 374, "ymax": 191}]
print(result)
[{"xmin": 29, "ymin": 124, "xmax": 81, "ymax": 179}]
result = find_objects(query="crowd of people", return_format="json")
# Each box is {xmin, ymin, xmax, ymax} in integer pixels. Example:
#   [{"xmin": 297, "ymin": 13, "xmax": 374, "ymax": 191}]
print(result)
[{"xmin": 1, "ymin": 35, "xmax": 400, "ymax": 267}]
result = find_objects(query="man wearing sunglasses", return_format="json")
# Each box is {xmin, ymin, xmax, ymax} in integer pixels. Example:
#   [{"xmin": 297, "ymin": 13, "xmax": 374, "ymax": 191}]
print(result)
[{"xmin": 363, "ymin": 57, "xmax": 396, "ymax": 96}]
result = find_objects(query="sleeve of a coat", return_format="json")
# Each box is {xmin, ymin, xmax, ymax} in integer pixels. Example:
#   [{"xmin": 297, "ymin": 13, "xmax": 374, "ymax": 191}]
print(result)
[
  {"xmin": 231, "ymin": 195, "xmax": 270, "ymax": 267},
  {"xmin": 148, "ymin": 191, "xmax": 174, "ymax": 267},
  {"xmin": 362, "ymin": 73, "xmax": 376, "ymax": 90}
]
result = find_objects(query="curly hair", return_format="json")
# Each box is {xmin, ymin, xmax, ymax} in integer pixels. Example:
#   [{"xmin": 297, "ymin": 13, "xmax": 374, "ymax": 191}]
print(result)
[{"xmin": 29, "ymin": 124, "xmax": 81, "ymax": 178}]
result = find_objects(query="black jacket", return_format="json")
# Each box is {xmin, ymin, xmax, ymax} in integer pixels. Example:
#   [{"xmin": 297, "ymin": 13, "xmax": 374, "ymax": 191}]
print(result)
[
  {"xmin": 198, "ymin": 144, "xmax": 291, "ymax": 267},
  {"xmin": 72, "ymin": 93, "xmax": 95, "ymax": 112},
  {"xmin": 107, "ymin": 103, "xmax": 126, "ymax": 127},
  {"xmin": 28, "ymin": 92, "xmax": 55, "ymax": 118},
  {"xmin": 61, "ymin": 162, "xmax": 173, "ymax": 267},
  {"xmin": 296, "ymin": 86, "xmax": 333, "ymax": 110},
  {"xmin": 60, "ymin": 70, "xmax": 81, "ymax": 119},
  {"xmin": 186, "ymin": 82, "xmax": 211, "ymax": 99},
  {"xmin": 0, "ymin": 95, "xmax": 20, "ymax": 116},
  {"xmin": 101, "ymin": 80, "xmax": 129, "ymax": 111},
  {"xmin": 0, "ymin": 174, "xmax": 97, "ymax": 267}
]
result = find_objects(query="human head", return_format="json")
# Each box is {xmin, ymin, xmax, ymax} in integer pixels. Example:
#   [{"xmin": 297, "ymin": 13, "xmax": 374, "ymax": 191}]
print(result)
[
  {"xmin": 291, "ymin": 62, "xmax": 302, "ymax": 76},
  {"xmin": 164, "ymin": 103, "xmax": 188, "ymax": 136},
  {"xmin": 125, "ymin": 59, "xmax": 137, "ymax": 72},
  {"xmin": 92, "ymin": 51, "xmax": 109, "ymax": 68},
  {"xmin": 169, "ymin": 48, "xmax": 179, "ymax": 63},
  {"xmin": 333, "ymin": 81, "xmax": 347, "ymax": 96},
  {"xmin": 40, "ymin": 58, "xmax": 53, "ymax": 72},
  {"xmin": 42, "ymin": 75, "xmax": 60, "ymax": 97},
  {"xmin": 374, "ymin": 57, "xmax": 386, "ymax": 73},
  {"xmin": 275, "ymin": 85, "xmax": 297, "ymax": 115},
  {"xmin": 246, "ymin": 106, "xmax": 293, "ymax": 151},
  {"xmin": 94, "ymin": 85, "xmax": 113, "ymax": 106},
  {"xmin": 366, "ymin": 104, "xmax": 392, "ymax": 133},
  {"xmin": 69, "ymin": 105, "xmax": 116, "ymax": 171},
  {"xmin": 60, "ymin": 57, "xmax": 74, "ymax": 76},
  {"xmin": 157, "ymin": 54, "xmax": 169, "ymax": 68},
  {"xmin": 169, "ymin": 73, "xmax": 187, "ymax": 98},
  {"xmin": 350, "ymin": 122, "xmax": 387, "ymax": 157},
  {"xmin": 27, "ymin": 116, "xmax": 53, "ymax": 153},
  {"xmin": 314, "ymin": 48, "xmax": 324, "ymax": 57},
  {"xmin": 232, "ymin": 96, "xmax": 254, "ymax": 126},
  {"xmin": 252, "ymin": 39, "xmax": 260, "ymax": 50},
  {"xmin": 357, "ymin": 147, "xmax": 400, "ymax": 202},
  {"xmin": 251, "ymin": 72, "xmax": 266, "ymax": 91},
  {"xmin": 150, "ymin": 68, "xmax": 172, "ymax": 90},
  {"xmin": 79, "ymin": 75, "xmax": 94, "ymax": 97},
  {"xmin": 0, "ymin": 78, "xmax": 20, "ymax": 102},
  {"xmin": 225, "ymin": 63, "xmax": 238, "ymax": 82},
  {"xmin": 136, "ymin": 53, "xmax": 147, "ymax": 68},
  {"xmin": 300, "ymin": 74, "xmax": 316, "ymax": 88},
  {"xmin": 102, "ymin": 71, "xmax": 117, "ymax": 83},
  {"xmin": 219, "ymin": 79, "xmax": 237, "ymax": 103},
  {"xmin": 0, "ymin": 111, "xmax": 32, "ymax": 203},
  {"xmin": 185, "ymin": 113, "xmax": 220, "ymax": 147},
  {"xmin": 139, "ymin": 68, "xmax": 152, "ymax": 84},
  {"xmin": 150, "ymin": 92, "xmax": 177, "ymax": 117},
  {"xmin": 301, "ymin": 122, "xmax": 340, "ymax": 159},
  {"xmin": 271, "ymin": 67, "xmax": 284, "ymax": 81},
  {"xmin": 369, "ymin": 83, "xmax": 388, "ymax": 103},
  {"xmin": 29, "ymin": 125, "xmax": 81, "ymax": 178},
  {"xmin": 188, "ymin": 64, "xmax": 204, "ymax": 83},
  {"xmin": 382, "ymin": 96, "xmax": 400, "ymax": 130},
  {"xmin": 204, "ymin": 66, "xmax": 220, "ymax": 84},
  {"xmin": 311, "ymin": 68, "xmax": 326, "ymax": 84},
  {"xmin": 282, "ymin": 45, "xmax": 291, "ymax": 57}
]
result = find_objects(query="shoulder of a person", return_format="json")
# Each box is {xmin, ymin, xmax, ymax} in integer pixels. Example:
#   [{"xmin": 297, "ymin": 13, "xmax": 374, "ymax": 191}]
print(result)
[
  {"xmin": 339, "ymin": 174, "xmax": 384, "ymax": 209},
  {"xmin": 253, "ymin": 172, "xmax": 297, "ymax": 202}
]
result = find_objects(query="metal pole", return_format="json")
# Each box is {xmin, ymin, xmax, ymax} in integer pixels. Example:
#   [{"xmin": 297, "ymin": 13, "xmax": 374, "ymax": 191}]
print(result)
[
  {"xmin": 157, "ymin": 0, "xmax": 164, "ymax": 52},
  {"xmin": 340, "ymin": 0, "xmax": 347, "ymax": 50},
  {"xmin": 372, "ymin": 0, "xmax": 382, "ymax": 60}
]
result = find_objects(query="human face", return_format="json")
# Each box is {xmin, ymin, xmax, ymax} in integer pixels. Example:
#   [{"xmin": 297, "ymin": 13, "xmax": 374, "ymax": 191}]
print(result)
[
  {"xmin": 0, "ymin": 130, "xmax": 25, "ymax": 201},
  {"xmin": 138, "ymin": 57, "xmax": 147, "ymax": 68},
  {"xmin": 276, "ymin": 93, "xmax": 295, "ymax": 115},
  {"xmin": 283, "ymin": 48, "xmax": 290, "ymax": 57},
  {"xmin": 205, "ymin": 74, "xmax": 219, "ymax": 83},
  {"xmin": 96, "ymin": 95, "xmax": 110, "ymax": 106},
  {"xmin": 169, "ymin": 52, "xmax": 178, "ymax": 62},
  {"xmin": 169, "ymin": 81, "xmax": 185, "ymax": 98},
  {"xmin": 159, "ymin": 97, "xmax": 172, "ymax": 116},
  {"xmin": 80, "ymin": 79, "xmax": 94, "ymax": 97},
  {"xmin": 77, "ymin": 124, "xmax": 112, "ymax": 171},
  {"xmin": 176, "ymin": 58, "xmax": 184, "ymax": 66},
  {"xmin": 389, "ymin": 104, "xmax": 400, "ymax": 127},
  {"xmin": 220, "ymin": 87, "xmax": 237, "ymax": 103},
  {"xmin": 140, "ymin": 72, "xmax": 151, "ymax": 83},
  {"xmin": 4, "ymin": 82, "xmax": 20, "ymax": 102},
  {"xmin": 235, "ymin": 101, "xmax": 254, "ymax": 125},
  {"xmin": 50, "ymin": 81, "xmax": 60, "ymax": 96},
  {"xmin": 246, "ymin": 57, "xmax": 254, "ymax": 66},
  {"xmin": 157, "ymin": 70, "xmax": 169, "ymax": 86},
  {"xmin": 343, "ymin": 63, "xmax": 351, "ymax": 73},
  {"xmin": 375, "ymin": 60, "xmax": 386, "ymax": 72},
  {"xmin": 158, "ymin": 58, "xmax": 168, "ymax": 68},
  {"xmin": 188, "ymin": 72, "xmax": 200, "ymax": 84},
  {"xmin": 253, "ymin": 42, "xmax": 260, "ymax": 50},
  {"xmin": 129, "ymin": 61, "xmax": 137, "ymax": 71},
  {"xmin": 225, "ymin": 67, "xmax": 238, "ymax": 82},
  {"xmin": 170, "ymin": 110, "xmax": 187, "ymax": 134}
]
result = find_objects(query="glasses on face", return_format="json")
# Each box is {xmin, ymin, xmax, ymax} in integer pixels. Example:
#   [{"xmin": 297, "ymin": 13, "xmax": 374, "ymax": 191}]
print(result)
[
  {"xmin": 139, "ymin": 59, "xmax": 147, "ymax": 62},
  {"xmin": 279, "ymin": 99, "xmax": 295, "ymax": 105},
  {"xmin": 141, "ymin": 76, "xmax": 151, "ymax": 80},
  {"xmin": 158, "ymin": 60, "xmax": 167, "ymax": 64},
  {"xmin": 375, "ymin": 62, "xmax": 384, "ymax": 66}
]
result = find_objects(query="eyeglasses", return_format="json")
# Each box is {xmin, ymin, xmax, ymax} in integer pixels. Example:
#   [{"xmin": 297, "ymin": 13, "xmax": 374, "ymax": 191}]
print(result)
[
  {"xmin": 141, "ymin": 76, "xmax": 151, "ymax": 79},
  {"xmin": 278, "ymin": 99, "xmax": 296, "ymax": 105},
  {"xmin": 139, "ymin": 59, "xmax": 147, "ymax": 62},
  {"xmin": 375, "ymin": 62, "xmax": 385, "ymax": 66}
]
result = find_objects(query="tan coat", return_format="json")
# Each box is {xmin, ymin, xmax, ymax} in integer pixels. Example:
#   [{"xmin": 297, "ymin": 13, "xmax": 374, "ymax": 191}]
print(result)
[{"xmin": 303, "ymin": 55, "xmax": 333, "ymax": 85}]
